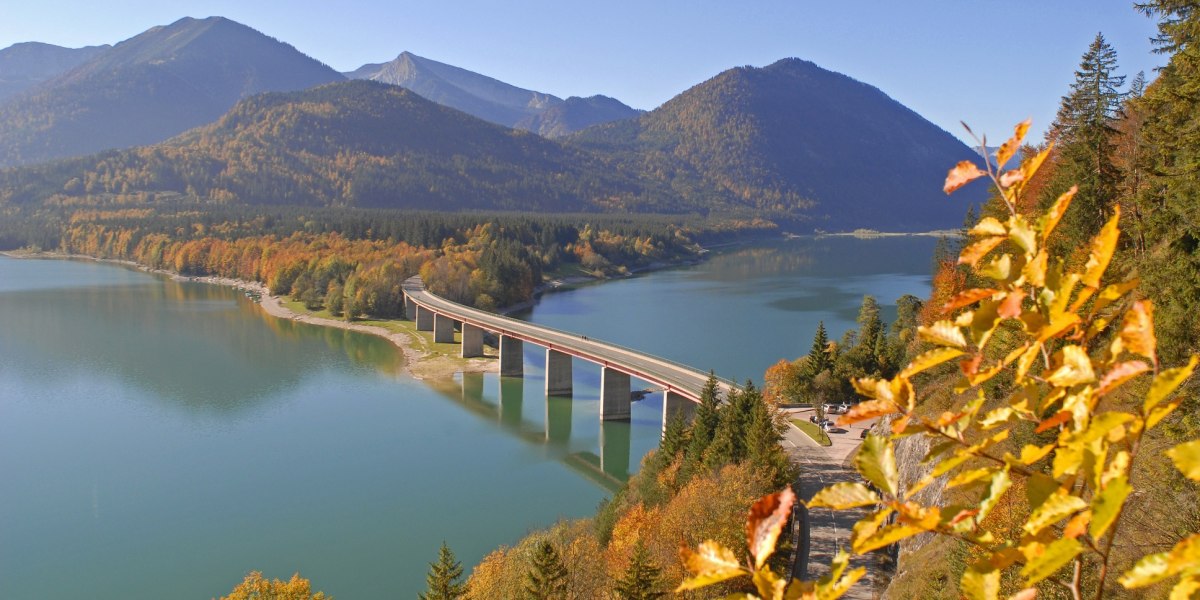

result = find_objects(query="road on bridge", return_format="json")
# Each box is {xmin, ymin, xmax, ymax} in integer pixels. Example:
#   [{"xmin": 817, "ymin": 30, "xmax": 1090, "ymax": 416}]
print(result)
[{"xmin": 402, "ymin": 276, "xmax": 735, "ymax": 401}]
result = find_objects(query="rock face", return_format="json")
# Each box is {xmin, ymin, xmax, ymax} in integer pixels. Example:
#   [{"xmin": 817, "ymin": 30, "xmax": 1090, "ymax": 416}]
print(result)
[
  {"xmin": 570, "ymin": 58, "xmax": 985, "ymax": 231},
  {"xmin": 0, "ymin": 42, "xmax": 110, "ymax": 102},
  {"xmin": 345, "ymin": 52, "xmax": 638, "ymax": 137},
  {"xmin": 0, "ymin": 16, "xmax": 345, "ymax": 168}
]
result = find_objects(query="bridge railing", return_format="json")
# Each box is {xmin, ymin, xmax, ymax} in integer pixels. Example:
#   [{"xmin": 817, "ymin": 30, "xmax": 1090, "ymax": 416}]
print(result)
[{"xmin": 404, "ymin": 276, "xmax": 739, "ymax": 392}]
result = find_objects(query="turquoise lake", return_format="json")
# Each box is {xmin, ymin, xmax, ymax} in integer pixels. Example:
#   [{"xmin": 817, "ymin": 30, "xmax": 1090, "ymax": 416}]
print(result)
[{"xmin": 0, "ymin": 235, "xmax": 936, "ymax": 598}]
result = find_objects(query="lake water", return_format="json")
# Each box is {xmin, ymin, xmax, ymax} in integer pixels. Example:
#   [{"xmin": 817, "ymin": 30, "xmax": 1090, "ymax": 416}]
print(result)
[{"xmin": 0, "ymin": 236, "xmax": 936, "ymax": 599}]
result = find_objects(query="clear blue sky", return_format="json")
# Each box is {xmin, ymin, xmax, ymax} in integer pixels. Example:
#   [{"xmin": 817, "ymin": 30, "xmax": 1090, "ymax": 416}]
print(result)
[{"xmin": 1, "ymin": 1, "xmax": 1165, "ymax": 146}]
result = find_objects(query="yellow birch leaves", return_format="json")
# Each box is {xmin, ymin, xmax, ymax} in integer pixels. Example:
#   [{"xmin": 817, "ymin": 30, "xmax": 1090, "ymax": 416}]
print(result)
[{"xmin": 678, "ymin": 121, "xmax": 1199, "ymax": 600}]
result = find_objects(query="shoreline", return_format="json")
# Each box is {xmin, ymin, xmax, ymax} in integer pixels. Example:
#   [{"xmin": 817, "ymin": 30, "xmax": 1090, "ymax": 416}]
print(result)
[{"xmin": 0, "ymin": 250, "xmax": 497, "ymax": 381}]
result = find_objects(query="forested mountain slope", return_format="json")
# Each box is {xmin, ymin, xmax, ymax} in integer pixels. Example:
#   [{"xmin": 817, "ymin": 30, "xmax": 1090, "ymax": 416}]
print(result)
[
  {"xmin": 0, "ymin": 80, "xmax": 663, "ymax": 212},
  {"xmin": 0, "ymin": 42, "xmax": 109, "ymax": 103},
  {"xmin": 0, "ymin": 17, "xmax": 344, "ymax": 168},
  {"xmin": 571, "ymin": 58, "xmax": 983, "ymax": 230}
]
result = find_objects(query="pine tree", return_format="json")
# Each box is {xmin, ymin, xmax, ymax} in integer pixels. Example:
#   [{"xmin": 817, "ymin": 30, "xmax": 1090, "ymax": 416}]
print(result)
[
  {"xmin": 1129, "ymin": 1, "xmax": 1200, "ymax": 361},
  {"xmin": 681, "ymin": 372, "xmax": 721, "ymax": 477},
  {"xmin": 704, "ymin": 382, "xmax": 756, "ymax": 469},
  {"xmin": 523, "ymin": 540, "xmax": 568, "ymax": 600},
  {"xmin": 654, "ymin": 412, "xmax": 688, "ymax": 468},
  {"xmin": 745, "ymin": 385, "xmax": 793, "ymax": 485},
  {"xmin": 1046, "ymin": 32, "xmax": 1127, "ymax": 248},
  {"xmin": 613, "ymin": 540, "xmax": 665, "ymax": 600},
  {"xmin": 855, "ymin": 296, "xmax": 884, "ymax": 359},
  {"xmin": 804, "ymin": 321, "xmax": 831, "ymax": 377},
  {"xmin": 419, "ymin": 542, "xmax": 466, "ymax": 600}
]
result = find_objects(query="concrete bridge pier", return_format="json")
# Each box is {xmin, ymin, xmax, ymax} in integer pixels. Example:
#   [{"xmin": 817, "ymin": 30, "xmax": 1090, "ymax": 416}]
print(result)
[
  {"xmin": 404, "ymin": 294, "xmax": 416, "ymax": 320},
  {"xmin": 461, "ymin": 324, "xmax": 484, "ymax": 358},
  {"xmin": 544, "ymin": 349, "xmax": 573, "ymax": 396},
  {"xmin": 662, "ymin": 390, "xmax": 697, "ymax": 437},
  {"xmin": 600, "ymin": 367, "xmax": 631, "ymax": 421},
  {"xmin": 433, "ymin": 314, "xmax": 455, "ymax": 343},
  {"xmin": 499, "ymin": 335, "xmax": 523, "ymax": 377},
  {"xmin": 415, "ymin": 305, "xmax": 433, "ymax": 331}
]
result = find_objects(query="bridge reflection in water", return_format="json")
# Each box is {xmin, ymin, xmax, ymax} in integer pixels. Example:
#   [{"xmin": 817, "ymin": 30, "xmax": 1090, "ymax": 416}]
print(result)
[
  {"xmin": 404, "ymin": 275, "xmax": 737, "ymax": 490},
  {"xmin": 425, "ymin": 370, "xmax": 649, "ymax": 491}
]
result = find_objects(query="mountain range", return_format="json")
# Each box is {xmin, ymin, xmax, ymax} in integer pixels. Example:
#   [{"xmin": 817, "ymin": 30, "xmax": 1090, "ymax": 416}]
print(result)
[
  {"xmin": 0, "ymin": 17, "xmax": 343, "ymax": 168},
  {"xmin": 0, "ymin": 81, "xmax": 654, "ymax": 212},
  {"xmin": 345, "ymin": 51, "xmax": 640, "ymax": 137},
  {"xmin": 0, "ymin": 16, "xmax": 984, "ymax": 230},
  {"xmin": 572, "ymin": 58, "xmax": 978, "ymax": 230},
  {"xmin": 0, "ymin": 42, "xmax": 109, "ymax": 103}
]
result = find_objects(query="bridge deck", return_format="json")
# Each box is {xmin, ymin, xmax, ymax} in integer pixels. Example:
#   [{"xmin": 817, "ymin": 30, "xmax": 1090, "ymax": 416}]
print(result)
[{"xmin": 402, "ymin": 277, "xmax": 735, "ymax": 401}]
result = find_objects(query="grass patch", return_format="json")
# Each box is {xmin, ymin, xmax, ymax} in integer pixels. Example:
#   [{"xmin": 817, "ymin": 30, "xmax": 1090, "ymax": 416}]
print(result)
[{"xmin": 791, "ymin": 419, "xmax": 833, "ymax": 446}]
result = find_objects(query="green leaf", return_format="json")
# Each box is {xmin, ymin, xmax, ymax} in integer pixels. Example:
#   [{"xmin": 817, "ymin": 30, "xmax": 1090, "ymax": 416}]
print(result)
[
  {"xmin": 1021, "ymin": 538, "xmax": 1083, "ymax": 585},
  {"xmin": 1024, "ymin": 490, "xmax": 1088, "ymax": 535},
  {"xmin": 1146, "ymin": 356, "xmax": 1198, "ymax": 413},
  {"xmin": 1168, "ymin": 440, "xmax": 1200, "ymax": 482},
  {"xmin": 962, "ymin": 562, "xmax": 1001, "ymax": 600},
  {"xmin": 806, "ymin": 483, "xmax": 881, "ymax": 510},
  {"xmin": 855, "ymin": 434, "xmax": 899, "ymax": 497},
  {"xmin": 1090, "ymin": 475, "xmax": 1131, "ymax": 539}
]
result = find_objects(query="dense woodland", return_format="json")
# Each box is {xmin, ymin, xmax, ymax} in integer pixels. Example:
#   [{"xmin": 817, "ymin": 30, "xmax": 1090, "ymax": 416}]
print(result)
[{"xmin": 0, "ymin": 203, "xmax": 766, "ymax": 310}]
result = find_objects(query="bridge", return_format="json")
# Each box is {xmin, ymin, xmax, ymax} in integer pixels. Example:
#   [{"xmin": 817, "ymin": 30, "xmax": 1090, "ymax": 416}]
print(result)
[{"xmin": 401, "ymin": 276, "xmax": 735, "ymax": 431}]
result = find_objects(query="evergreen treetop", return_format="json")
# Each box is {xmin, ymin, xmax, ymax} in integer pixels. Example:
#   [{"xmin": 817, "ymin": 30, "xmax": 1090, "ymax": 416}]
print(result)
[
  {"xmin": 523, "ymin": 540, "xmax": 568, "ymax": 600},
  {"xmin": 613, "ymin": 540, "xmax": 665, "ymax": 600},
  {"xmin": 419, "ymin": 542, "xmax": 466, "ymax": 600}
]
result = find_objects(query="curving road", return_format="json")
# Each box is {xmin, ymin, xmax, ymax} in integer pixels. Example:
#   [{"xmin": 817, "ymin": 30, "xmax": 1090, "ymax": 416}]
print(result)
[{"xmin": 402, "ymin": 276, "xmax": 736, "ymax": 402}]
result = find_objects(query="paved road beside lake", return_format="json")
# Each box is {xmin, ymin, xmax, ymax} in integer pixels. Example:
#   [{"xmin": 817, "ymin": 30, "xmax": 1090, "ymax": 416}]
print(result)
[{"xmin": 784, "ymin": 408, "xmax": 884, "ymax": 600}]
